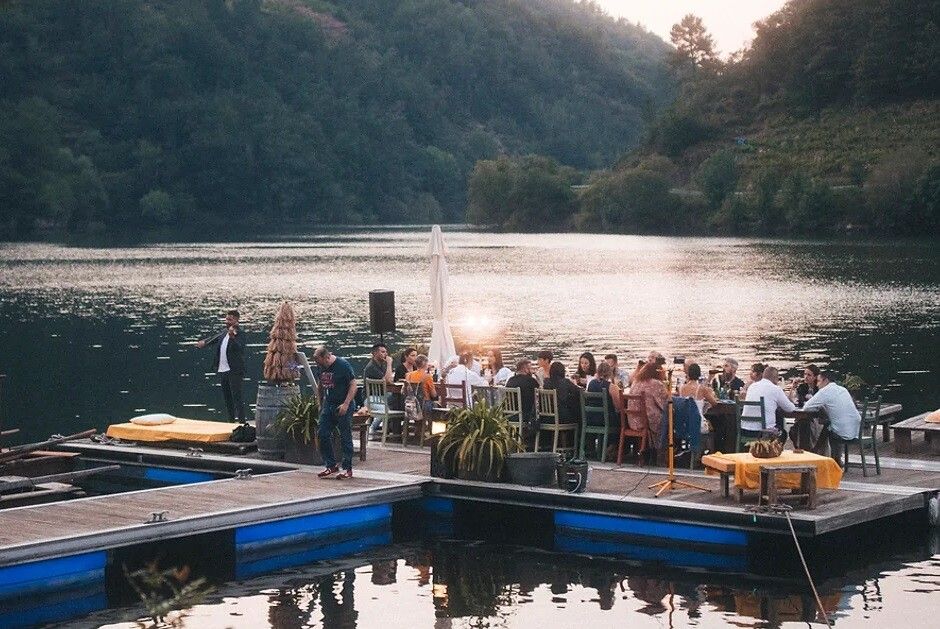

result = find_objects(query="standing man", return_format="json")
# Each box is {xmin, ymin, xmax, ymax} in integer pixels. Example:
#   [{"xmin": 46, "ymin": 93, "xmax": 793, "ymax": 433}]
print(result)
[
  {"xmin": 313, "ymin": 346, "xmax": 357, "ymax": 479},
  {"xmin": 195, "ymin": 309, "xmax": 246, "ymax": 422}
]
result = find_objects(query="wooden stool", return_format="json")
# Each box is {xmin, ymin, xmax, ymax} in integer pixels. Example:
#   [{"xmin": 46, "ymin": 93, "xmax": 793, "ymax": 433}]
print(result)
[
  {"xmin": 351, "ymin": 415, "xmax": 369, "ymax": 461},
  {"xmin": 759, "ymin": 465, "xmax": 817, "ymax": 509}
]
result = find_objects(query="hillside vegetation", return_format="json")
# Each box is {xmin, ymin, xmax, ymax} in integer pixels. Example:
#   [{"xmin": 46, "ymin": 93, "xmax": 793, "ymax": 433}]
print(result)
[
  {"xmin": 471, "ymin": 0, "xmax": 940, "ymax": 236},
  {"xmin": 0, "ymin": 0, "xmax": 671, "ymax": 237}
]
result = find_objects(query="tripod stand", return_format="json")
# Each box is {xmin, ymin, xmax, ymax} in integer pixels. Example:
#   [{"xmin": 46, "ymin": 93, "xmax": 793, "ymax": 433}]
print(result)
[{"xmin": 649, "ymin": 370, "xmax": 712, "ymax": 497}]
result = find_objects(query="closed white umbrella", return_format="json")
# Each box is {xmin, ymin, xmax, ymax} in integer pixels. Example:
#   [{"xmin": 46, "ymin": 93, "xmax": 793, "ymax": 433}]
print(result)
[{"xmin": 428, "ymin": 225, "xmax": 456, "ymax": 370}]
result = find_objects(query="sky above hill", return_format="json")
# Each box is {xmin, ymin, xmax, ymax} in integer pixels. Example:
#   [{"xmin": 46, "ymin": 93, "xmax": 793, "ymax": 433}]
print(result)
[{"xmin": 597, "ymin": 0, "xmax": 787, "ymax": 56}]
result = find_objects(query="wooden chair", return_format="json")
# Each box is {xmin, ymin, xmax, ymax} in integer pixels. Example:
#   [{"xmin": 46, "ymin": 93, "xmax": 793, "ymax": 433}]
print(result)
[
  {"xmin": 579, "ymin": 390, "xmax": 614, "ymax": 462},
  {"xmin": 535, "ymin": 388, "xmax": 576, "ymax": 455},
  {"xmin": 441, "ymin": 379, "xmax": 468, "ymax": 409},
  {"xmin": 364, "ymin": 378, "xmax": 405, "ymax": 446},
  {"xmin": 843, "ymin": 393, "xmax": 881, "ymax": 476},
  {"xmin": 735, "ymin": 398, "xmax": 767, "ymax": 452},
  {"xmin": 471, "ymin": 384, "xmax": 502, "ymax": 407},
  {"xmin": 617, "ymin": 393, "xmax": 649, "ymax": 465},
  {"xmin": 501, "ymin": 387, "xmax": 524, "ymax": 438}
]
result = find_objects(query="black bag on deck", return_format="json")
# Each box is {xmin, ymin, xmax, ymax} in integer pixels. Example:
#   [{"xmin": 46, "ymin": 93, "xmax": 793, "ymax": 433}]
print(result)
[{"xmin": 231, "ymin": 422, "xmax": 256, "ymax": 443}]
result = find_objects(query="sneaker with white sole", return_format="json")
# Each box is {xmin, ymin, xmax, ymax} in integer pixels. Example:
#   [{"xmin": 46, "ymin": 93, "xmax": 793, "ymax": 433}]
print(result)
[{"xmin": 317, "ymin": 465, "xmax": 339, "ymax": 478}]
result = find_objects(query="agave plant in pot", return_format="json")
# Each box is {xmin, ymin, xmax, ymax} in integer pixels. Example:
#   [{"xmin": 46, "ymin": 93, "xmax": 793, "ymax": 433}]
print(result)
[
  {"xmin": 436, "ymin": 400, "xmax": 522, "ymax": 482},
  {"xmin": 274, "ymin": 393, "xmax": 322, "ymax": 465}
]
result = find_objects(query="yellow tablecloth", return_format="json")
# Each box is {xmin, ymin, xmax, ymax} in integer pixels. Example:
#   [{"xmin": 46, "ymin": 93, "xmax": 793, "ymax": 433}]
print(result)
[
  {"xmin": 702, "ymin": 451, "xmax": 843, "ymax": 490},
  {"xmin": 106, "ymin": 418, "xmax": 240, "ymax": 443}
]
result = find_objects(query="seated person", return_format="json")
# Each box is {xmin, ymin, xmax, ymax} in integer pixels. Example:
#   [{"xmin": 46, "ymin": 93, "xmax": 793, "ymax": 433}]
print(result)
[
  {"xmin": 573, "ymin": 352, "xmax": 597, "ymax": 388},
  {"xmin": 363, "ymin": 343, "xmax": 394, "ymax": 383},
  {"xmin": 742, "ymin": 366, "xmax": 795, "ymax": 443},
  {"xmin": 404, "ymin": 354, "xmax": 438, "ymax": 407},
  {"xmin": 394, "ymin": 347, "xmax": 418, "ymax": 381},
  {"xmin": 793, "ymin": 364, "xmax": 820, "ymax": 407},
  {"xmin": 678, "ymin": 363, "xmax": 719, "ymax": 418},
  {"xmin": 506, "ymin": 359, "xmax": 539, "ymax": 448},
  {"xmin": 713, "ymin": 357, "xmax": 745, "ymax": 395},
  {"xmin": 444, "ymin": 352, "xmax": 485, "ymax": 406},
  {"xmin": 543, "ymin": 361, "xmax": 581, "ymax": 423},
  {"xmin": 604, "ymin": 354, "xmax": 630, "ymax": 389},
  {"xmin": 586, "ymin": 361, "xmax": 624, "ymax": 428},
  {"xmin": 629, "ymin": 362, "xmax": 667, "ymax": 448},
  {"xmin": 363, "ymin": 343, "xmax": 394, "ymax": 434},
  {"xmin": 802, "ymin": 370, "xmax": 862, "ymax": 468},
  {"xmin": 741, "ymin": 362, "xmax": 766, "ymax": 396},
  {"xmin": 487, "ymin": 348, "xmax": 514, "ymax": 386},
  {"xmin": 629, "ymin": 351, "xmax": 665, "ymax": 383},
  {"xmin": 535, "ymin": 350, "xmax": 553, "ymax": 386}
]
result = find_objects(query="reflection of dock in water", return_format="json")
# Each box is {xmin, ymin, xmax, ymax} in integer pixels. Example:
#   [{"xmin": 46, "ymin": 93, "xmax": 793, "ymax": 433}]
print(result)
[{"xmin": 0, "ymin": 440, "xmax": 936, "ymax": 625}]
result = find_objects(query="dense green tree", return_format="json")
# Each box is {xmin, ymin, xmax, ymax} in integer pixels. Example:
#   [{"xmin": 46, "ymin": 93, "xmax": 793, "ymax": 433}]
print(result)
[
  {"xmin": 467, "ymin": 155, "xmax": 579, "ymax": 231},
  {"xmin": 695, "ymin": 150, "xmax": 738, "ymax": 209},
  {"xmin": 579, "ymin": 168, "xmax": 671, "ymax": 232},
  {"xmin": 0, "ymin": 0, "xmax": 672, "ymax": 236}
]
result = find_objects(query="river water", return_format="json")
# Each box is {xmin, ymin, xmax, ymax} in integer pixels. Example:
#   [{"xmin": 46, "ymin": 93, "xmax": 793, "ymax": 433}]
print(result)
[
  {"xmin": 1, "ymin": 229, "xmax": 939, "ymax": 628},
  {"xmin": 0, "ymin": 229, "xmax": 937, "ymax": 441}
]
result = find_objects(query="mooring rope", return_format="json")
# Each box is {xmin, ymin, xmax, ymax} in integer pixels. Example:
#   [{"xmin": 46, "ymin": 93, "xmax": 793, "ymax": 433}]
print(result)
[{"xmin": 747, "ymin": 503, "xmax": 832, "ymax": 627}]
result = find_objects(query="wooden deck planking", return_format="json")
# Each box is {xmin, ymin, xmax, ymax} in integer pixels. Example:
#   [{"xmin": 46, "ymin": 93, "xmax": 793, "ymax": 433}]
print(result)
[{"xmin": 0, "ymin": 470, "xmax": 419, "ymax": 565}]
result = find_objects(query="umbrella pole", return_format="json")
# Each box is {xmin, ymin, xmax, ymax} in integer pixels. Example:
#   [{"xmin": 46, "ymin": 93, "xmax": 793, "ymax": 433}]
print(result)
[{"xmin": 649, "ymin": 369, "xmax": 712, "ymax": 497}]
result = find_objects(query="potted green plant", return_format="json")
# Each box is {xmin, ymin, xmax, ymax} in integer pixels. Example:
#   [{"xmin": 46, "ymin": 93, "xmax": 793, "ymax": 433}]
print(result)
[
  {"xmin": 436, "ymin": 400, "xmax": 522, "ymax": 482},
  {"xmin": 841, "ymin": 373, "xmax": 867, "ymax": 400},
  {"xmin": 275, "ymin": 393, "xmax": 321, "ymax": 465}
]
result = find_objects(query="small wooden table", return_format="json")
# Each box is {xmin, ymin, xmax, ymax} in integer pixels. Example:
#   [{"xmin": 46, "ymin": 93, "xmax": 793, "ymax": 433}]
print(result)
[
  {"xmin": 759, "ymin": 464, "xmax": 818, "ymax": 509},
  {"xmin": 893, "ymin": 413, "xmax": 940, "ymax": 455},
  {"xmin": 702, "ymin": 451, "xmax": 842, "ymax": 501}
]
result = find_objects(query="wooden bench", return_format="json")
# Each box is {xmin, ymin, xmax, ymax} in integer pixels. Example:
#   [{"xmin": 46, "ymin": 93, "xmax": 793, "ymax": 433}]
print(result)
[
  {"xmin": 700, "ymin": 454, "xmax": 743, "ymax": 501},
  {"xmin": 869, "ymin": 402, "xmax": 903, "ymax": 442},
  {"xmin": 893, "ymin": 413, "xmax": 940, "ymax": 455},
  {"xmin": 759, "ymin": 464, "xmax": 817, "ymax": 510}
]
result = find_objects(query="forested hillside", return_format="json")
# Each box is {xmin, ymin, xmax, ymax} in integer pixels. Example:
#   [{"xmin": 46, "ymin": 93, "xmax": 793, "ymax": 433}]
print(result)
[
  {"xmin": 470, "ymin": 0, "xmax": 940, "ymax": 236},
  {"xmin": 0, "ymin": 0, "xmax": 672, "ymax": 237}
]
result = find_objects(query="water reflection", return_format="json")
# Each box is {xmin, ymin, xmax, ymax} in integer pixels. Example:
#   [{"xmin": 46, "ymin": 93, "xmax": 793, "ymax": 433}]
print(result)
[
  {"xmin": 1, "ymin": 231, "xmax": 938, "ymax": 442},
  {"xmin": 84, "ymin": 539, "xmax": 938, "ymax": 628}
]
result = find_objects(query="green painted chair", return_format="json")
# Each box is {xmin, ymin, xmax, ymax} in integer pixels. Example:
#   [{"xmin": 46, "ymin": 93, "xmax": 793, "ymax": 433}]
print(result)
[
  {"xmin": 844, "ymin": 393, "xmax": 881, "ymax": 476},
  {"xmin": 364, "ymin": 378, "xmax": 405, "ymax": 445},
  {"xmin": 579, "ymin": 390, "xmax": 613, "ymax": 462},
  {"xmin": 535, "ymin": 388, "xmax": 576, "ymax": 456},
  {"xmin": 734, "ymin": 398, "xmax": 767, "ymax": 452}
]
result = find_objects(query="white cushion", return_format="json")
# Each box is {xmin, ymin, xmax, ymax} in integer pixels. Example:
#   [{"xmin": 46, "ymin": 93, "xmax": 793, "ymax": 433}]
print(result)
[{"xmin": 129, "ymin": 413, "xmax": 177, "ymax": 426}]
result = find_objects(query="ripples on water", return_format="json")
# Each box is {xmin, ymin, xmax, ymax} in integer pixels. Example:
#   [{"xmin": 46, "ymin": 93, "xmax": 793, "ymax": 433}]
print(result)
[
  {"xmin": 74, "ymin": 537, "xmax": 940, "ymax": 628},
  {"xmin": 0, "ymin": 230, "xmax": 938, "ymax": 441}
]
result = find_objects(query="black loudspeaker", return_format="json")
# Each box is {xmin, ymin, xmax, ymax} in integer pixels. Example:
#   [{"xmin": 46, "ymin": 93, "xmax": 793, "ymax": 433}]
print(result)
[{"xmin": 369, "ymin": 290, "xmax": 396, "ymax": 334}]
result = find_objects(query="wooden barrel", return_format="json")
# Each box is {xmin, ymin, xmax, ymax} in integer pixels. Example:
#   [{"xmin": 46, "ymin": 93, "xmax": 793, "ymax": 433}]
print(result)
[{"xmin": 255, "ymin": 383, "xmax": 300, "ymax": 460}]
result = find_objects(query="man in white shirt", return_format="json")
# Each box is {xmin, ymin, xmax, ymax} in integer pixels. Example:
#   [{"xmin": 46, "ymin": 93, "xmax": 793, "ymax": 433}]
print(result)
[
  {"xmin": 802, "ymin": 370, "xmax": 862, "ymax": 468},
  {"xmin": 195, "ymin": 309, "xmax": 246, "ymax": 421},
  {"xmin": 742, "ymin": 366, "xmax": 795, "ymax": 441},
  {"xmin": 445, "ymin": 352, "xmax": 485, "ymax": 406}
]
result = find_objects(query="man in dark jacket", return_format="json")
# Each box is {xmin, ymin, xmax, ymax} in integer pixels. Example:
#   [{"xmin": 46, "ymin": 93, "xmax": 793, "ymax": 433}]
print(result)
[{"xmin": 196, "ymin": 309, "xmax": 246, "ymax": 421}]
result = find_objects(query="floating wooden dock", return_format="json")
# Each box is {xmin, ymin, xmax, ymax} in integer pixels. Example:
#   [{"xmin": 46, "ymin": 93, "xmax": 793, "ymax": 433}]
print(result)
[{"xmin": 0, "ymin": 440, "xmax": 935, "ymax": 626}]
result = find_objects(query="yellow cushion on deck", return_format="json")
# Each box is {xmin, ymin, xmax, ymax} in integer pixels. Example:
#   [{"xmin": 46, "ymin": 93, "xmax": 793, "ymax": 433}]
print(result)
[{"xmin": 106, "ymin": 418, "xmax": 241, "ymax": 443}]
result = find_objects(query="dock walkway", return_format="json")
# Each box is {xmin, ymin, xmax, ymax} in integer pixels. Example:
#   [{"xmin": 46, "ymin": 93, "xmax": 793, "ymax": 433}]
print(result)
[{"xmin": 0, "ymin": 469, "xmax": 422, "ymax": 567}]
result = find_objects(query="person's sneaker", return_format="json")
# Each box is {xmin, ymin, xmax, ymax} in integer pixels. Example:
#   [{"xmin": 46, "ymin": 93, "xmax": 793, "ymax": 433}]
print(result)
[
  {"xmin": 317, "ymin": 465, "xmax": 339, "ymax": 478},
  {"xmin": 336, "ymin": 468, "xmax": 353, "ymax": 480}
]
